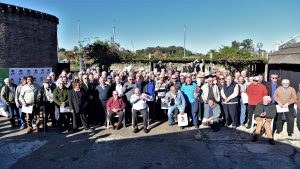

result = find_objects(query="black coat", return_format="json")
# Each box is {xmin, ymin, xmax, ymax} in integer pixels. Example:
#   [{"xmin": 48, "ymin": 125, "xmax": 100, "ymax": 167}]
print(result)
[{"xmin": 68, "ymin": 89, "xmax": 88, "ymax": 114}]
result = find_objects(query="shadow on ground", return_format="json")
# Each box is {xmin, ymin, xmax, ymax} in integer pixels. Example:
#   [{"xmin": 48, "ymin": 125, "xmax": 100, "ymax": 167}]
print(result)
[{"xmin": 0, "ymin": 117, "xmax": 300, "ymax": 169}]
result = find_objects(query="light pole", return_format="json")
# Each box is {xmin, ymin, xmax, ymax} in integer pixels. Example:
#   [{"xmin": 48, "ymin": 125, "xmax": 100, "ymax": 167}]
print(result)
[
  {"xmin": 78, "ymin": 19, "xmax": 85, "ymax": 71},
  {"xmin": 183, "ymin": 24, "xmax": 186, "ymax": 58},
  {"xmin": 210, "ymin": 52, "xmax": 213, "ymax": 71}
]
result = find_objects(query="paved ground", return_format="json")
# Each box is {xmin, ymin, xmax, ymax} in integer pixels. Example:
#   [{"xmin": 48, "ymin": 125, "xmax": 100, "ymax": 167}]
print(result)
[{"xmin": 0, "ymin": 116, "xmax": 300, "ymax": 169}]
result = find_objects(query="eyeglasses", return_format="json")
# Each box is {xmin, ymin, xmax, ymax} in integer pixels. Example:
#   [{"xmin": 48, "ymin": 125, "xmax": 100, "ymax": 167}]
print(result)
[
  {"xmin": 128, "ymin": 79, "xmax": 133, "ymax": 80},
  {"xmin": 219, "ymin": 78, "xmax": 224, "ymax": 80},
  {"xmin": 272, "ymin": 77, "xmax": 278, "ymax": 79},
  {"xmin": 172, "ymin": 78, "xmax": 176, "ymax": 79}
]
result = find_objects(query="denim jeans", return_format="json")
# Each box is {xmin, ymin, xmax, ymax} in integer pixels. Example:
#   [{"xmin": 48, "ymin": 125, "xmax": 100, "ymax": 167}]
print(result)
[
  {"xmin": 6, "ymin": 103, "xmax": 18, "ymax": 126},
  {"xmin": 240, "ymin": 99, "xmax": 247, "ymax": 125},
  {"xmin": 191, "ymin": 102, "xmax": 199, "ymax": 126},
  {"xmin": 19, "ymin": 108, "xmax": 26, "ymax": 127},
  {"xmin": 168, "ymin": 104, "xmax": 184, "ymax": 124}
]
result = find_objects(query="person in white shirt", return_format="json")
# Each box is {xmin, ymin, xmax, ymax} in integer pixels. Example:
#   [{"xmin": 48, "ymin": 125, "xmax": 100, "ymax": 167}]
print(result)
[
  {"xmin": 130, "ymin": 88, "xmax": 153, "ymax": 133},
  {"xmin": 114, "ymin": 76, "xmax": 123, "ymax": 97}
]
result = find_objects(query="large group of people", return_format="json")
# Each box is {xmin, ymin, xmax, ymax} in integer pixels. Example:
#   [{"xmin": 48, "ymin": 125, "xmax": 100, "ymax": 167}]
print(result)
[{"xmin": 1, "ymin": 61, "xmax": 300, "ymax": 145}]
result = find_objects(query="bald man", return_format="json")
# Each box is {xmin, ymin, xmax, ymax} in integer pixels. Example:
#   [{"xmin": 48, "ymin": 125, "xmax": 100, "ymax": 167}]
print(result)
[
  {"xmin": 274, "ymin": 79, "xmax": 297, "ymax": 136},
  {"xmin": 165, "ymin": 86, "xmax": 186, "ymax": 126},
  {"xmin": 130, "ymin": 88, "xmax": 153, "ymax": 133}
]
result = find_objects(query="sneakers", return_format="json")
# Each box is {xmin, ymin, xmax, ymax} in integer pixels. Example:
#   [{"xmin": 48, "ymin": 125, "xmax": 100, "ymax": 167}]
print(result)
[
  {"xmin": 19, "ymin": 125, "xmax": 26, "ymax": 130},
  {"xmin": 84, "ymin": 128, "xmax": 94, "ymax": 133},
  {"xmin": 269, "ymin": 139, "xmax": 275, "ymax": 145}
]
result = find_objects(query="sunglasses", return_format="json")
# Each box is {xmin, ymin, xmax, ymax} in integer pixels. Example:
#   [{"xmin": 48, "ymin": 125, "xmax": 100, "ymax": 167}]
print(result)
[
  {"xmin": 219, "ymin": 78, "xmax": 224, "ymax": 80},
  {"xmin": 128, "ymin": 79, "xmax": 133, "ymax": 80}
]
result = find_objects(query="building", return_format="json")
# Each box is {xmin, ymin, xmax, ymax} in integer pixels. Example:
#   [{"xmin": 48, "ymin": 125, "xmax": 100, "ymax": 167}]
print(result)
[
  {"xmin": 0, "ymin": 3, "xmax": 59, "ymax": 68},
  {"xmin": 268, "ymin": 42, "xmax": 300, "ymax": 89}
]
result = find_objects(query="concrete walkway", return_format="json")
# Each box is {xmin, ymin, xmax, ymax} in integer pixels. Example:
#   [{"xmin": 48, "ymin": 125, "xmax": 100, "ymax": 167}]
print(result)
[{"xmin": 0, "ymin": 117, "xmax": 299, "ymax": 169}]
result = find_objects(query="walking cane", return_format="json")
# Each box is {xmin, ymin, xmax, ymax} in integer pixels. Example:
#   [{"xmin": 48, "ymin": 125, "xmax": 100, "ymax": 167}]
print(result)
[
  {"xmin": 42, "ymin": 108, "xmax": 46, "ymax": 137},
  {"xmin": 252, "ymin": 117, "xmax": 267, "ymax": 135}
]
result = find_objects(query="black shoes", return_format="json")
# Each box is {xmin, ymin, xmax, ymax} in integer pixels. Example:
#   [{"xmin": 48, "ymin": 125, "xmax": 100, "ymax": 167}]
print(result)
[
  {"xmin": 276, "ymin": 130, "xmax": 282, "ymax": 134},
  {"xmin": 288, "ymin": 132, "xmax": 292, "ymax": 137},
  {"xmin": 269, "ymin": 139, "xmax": 275, "ymax": 145},
  {"xmin": 133, "ymin": 127, "xmax": 138, "ymax": 133},
  {"xmin": 251, "ymin": 135, "xmax": 258, "ymax": 142},
  {"xmin": 212, "ymin": 123, "xmax": 220, "ymax": 132},
  {"xmin": 169, "ymin": 122, "xmax": 175, "ymax": 126},
  {"xmin": 143, "ymin": 128, "xmax": 149, "ymax": 133}
]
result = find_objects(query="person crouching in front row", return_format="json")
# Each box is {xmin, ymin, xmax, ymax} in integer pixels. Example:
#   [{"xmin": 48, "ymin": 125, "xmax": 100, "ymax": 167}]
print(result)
[
  {"xmin": 202, "ymin": 99, "xmax": 221, "ymax": 132},
  {"xmin": 251, "ymin": 96, "xmax": 276, "ymax": 145}
]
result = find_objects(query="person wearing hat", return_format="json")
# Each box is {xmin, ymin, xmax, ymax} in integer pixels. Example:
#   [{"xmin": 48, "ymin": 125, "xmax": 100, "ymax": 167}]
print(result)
[
  {"xmin": 155, "ymin": 61, "xmax": 166, "ymax": 73},
  {"xmin": 39, "ymin": 78, "xmax": 55, "ymax": 131},
  {"xmin": 193, "ymin": 72, "xmax": 205, "ymax": 123},
  {"xmin": 246, "ymin": 76, "xmax": 268, "ymax": 129},
  {"xmin": 106, "ymin": 75, "xmax": 113, "ymax": 87}
]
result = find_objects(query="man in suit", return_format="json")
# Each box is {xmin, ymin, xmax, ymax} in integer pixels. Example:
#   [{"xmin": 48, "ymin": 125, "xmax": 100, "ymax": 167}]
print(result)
[{"xmin": 80, "ymin": 74, "xmax": 96, "ymax": 124}]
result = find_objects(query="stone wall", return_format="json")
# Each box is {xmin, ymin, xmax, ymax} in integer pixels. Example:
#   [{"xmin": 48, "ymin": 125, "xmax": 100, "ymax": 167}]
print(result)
[{"xmin": 0, "ymin": 3, "xmax": 58, "ymax": 68}]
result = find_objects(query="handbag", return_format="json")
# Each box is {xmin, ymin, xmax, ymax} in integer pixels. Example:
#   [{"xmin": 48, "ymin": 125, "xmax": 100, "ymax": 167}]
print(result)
[{"xmin": 177, "ymin": 113, "xmax": 188, "ymax": 126}]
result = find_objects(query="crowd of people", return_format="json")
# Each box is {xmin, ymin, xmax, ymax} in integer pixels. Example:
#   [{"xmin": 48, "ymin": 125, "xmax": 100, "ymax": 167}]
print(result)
[{"xmin": 1, "ymin": 61, "xmax": 300, "ymax": 145}]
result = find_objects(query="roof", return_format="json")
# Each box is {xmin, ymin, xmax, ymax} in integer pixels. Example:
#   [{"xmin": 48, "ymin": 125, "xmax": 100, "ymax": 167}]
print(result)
[{"xmin": 268, "ymin": 42, "xmax": 300, "ymax": 64}]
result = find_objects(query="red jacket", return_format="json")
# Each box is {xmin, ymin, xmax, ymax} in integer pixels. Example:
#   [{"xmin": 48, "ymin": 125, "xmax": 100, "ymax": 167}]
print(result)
[
  {"xmin": 246, "ymin": 83, "xmax": 268, "ymax": 105},
  {"xmin": 106, "ymin": 97, "xmax": 126, "ymax": 111}
]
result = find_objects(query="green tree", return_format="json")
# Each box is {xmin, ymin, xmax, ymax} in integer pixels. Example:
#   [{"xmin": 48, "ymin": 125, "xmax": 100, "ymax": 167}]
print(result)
[{"xmin": 240, "ymin": 39, "xmax": 254, "ymax": 51}]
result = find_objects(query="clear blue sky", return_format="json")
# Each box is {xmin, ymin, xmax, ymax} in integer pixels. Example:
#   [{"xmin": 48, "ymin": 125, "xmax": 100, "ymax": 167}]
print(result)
[{"xmin": 2, "ymin": 0, "xmax": 300, "ymax": 53}]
